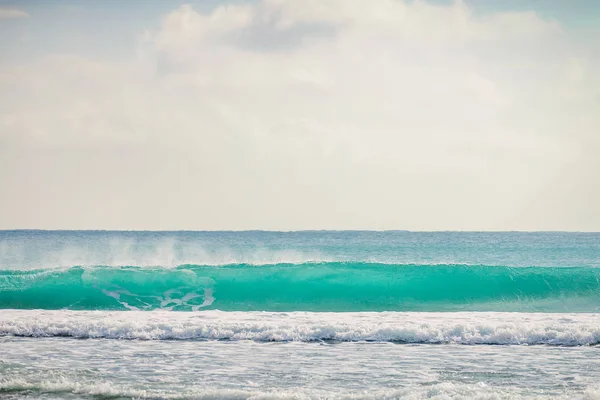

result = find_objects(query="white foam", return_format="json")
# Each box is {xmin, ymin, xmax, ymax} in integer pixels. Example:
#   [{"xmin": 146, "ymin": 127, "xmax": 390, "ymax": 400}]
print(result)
[
  {"xmin": 101, "ymin": 289, "xmax": 142, "ymax": 311},
  {"xmin": 1, "ymin": 377, "xmax": 599, "ymax": 399},
  {"xmin": 1, "ymin": 310, "xmax": 599, "ymax": 345}
]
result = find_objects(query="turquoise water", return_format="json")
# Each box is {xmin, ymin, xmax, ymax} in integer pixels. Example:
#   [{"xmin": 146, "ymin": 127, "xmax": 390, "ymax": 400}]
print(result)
[
  {"xmin": 2, "ymin": 264, "xmax": 600, "ymax": 311},
  {"xmin": 1, "ymin": 230, "xmax": 599, "ymax": 312},
  {"xmin": 1, "ymin": 231, "xmax": 600, "ymax": 399}
]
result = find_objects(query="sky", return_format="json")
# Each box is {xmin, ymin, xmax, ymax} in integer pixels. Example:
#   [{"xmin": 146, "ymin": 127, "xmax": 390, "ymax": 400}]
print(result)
[{"xmin": 0, "ymin": 0, "xmax": 599, "ymax": 231}]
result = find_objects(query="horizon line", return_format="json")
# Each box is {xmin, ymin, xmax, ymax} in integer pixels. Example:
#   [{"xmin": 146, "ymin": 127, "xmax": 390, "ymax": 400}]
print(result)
[{"xmin": 1, "ymin": 229, "xmax": 599, "ymax": 234}]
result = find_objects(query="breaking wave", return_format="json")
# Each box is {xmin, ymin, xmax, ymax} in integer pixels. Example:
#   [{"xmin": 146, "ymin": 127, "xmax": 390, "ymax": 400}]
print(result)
[
  {"xmin": 2, "ymin": 310, "xmax": 600, "ymax": 345},
  {"xmin": 1, "ymin": 263, "xmax": 600, "ymax": 312}
]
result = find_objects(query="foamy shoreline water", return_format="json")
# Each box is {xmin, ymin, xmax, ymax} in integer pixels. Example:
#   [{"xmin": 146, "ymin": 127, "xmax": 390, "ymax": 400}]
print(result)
[{"xmin": 2, "ymin": 310, "xmax": 599, "ymax": 345}]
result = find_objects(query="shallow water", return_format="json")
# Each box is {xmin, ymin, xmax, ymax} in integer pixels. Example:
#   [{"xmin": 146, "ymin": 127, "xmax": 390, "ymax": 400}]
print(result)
[{"xmin": 1, "ymin": 336, "xmax": 600, "ymax": 399}]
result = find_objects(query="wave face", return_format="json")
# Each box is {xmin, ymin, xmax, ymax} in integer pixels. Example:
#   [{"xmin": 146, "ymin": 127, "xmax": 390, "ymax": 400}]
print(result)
[
  {"xmin": 2, "ymin": 310, "xmax": 600, "ymax": 345},
  {"xmin": 2, "ymin": 231, "xmax": 600, "ymax": 313},
  {"xmin": 2, "ymin": 263, "xmax": 600, "ymax": 312}
]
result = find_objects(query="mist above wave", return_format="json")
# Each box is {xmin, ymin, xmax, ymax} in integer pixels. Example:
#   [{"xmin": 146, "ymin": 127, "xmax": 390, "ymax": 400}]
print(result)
[
  {"xmin": 3, "ymin": 230, "xmax": 600, "ymax": 270},
  {"xmin": 0, "ymin": 237, "xmax": 330, "ymax": 269}
]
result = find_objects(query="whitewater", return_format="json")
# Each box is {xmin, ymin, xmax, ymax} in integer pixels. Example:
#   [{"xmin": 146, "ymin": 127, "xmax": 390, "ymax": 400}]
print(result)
[{"xmin": 1, "ymin": 230, "xmax": 600, "ymax": 399}]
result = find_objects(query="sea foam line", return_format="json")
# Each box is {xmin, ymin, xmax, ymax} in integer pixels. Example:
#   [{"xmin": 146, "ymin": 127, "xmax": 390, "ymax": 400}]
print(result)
[
  {"xmin": 2, "ymin": 378, "xmax": 599, "ymax": 400},
  {"xmin": 1, "ymin": 310, "xmax": 599, "ymax": 345}
]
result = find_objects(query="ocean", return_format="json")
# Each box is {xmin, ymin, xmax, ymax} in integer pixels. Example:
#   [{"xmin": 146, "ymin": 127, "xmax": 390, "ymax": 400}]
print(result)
[{"xmin": 1, "ymin": 230, "xmax": 599, "ymax": 399}]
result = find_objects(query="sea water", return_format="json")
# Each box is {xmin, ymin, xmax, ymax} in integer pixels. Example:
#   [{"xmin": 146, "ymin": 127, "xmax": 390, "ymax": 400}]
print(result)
[{"xmin": 1, "ymin": 230, "xmax": 599, "ymax": 399}]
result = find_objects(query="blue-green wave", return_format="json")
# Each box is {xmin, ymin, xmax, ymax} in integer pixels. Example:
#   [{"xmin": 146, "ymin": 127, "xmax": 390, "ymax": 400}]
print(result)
[{"xmin": 1, "ymin": 263, "xmax": 599, "ymax": 312}]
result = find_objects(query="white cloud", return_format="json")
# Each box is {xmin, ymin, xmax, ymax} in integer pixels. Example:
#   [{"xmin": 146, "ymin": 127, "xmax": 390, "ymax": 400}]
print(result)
[
  {"xmin": 0, "ymin": 8, "xmax": 29, "ymax": 19},
  {"xmin": 0, "ymin": 0, "xmax": 598, "ymax": 230}
]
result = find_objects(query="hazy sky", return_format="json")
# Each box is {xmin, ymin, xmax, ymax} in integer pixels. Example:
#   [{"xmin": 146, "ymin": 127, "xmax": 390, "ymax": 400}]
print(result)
[{"xmin": 0, "ymin": 0, "xmax": 599, "ymax": 231}]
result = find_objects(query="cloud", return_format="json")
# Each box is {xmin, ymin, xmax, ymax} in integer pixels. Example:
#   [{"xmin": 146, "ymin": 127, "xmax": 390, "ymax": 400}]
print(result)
[
  {"xmin": 0, "ymin": 0, "xmax": 598, "ymax": 230},
  {"xmin": 0, "ymin": 8, "xmax": 29, "ymax": 19}
]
